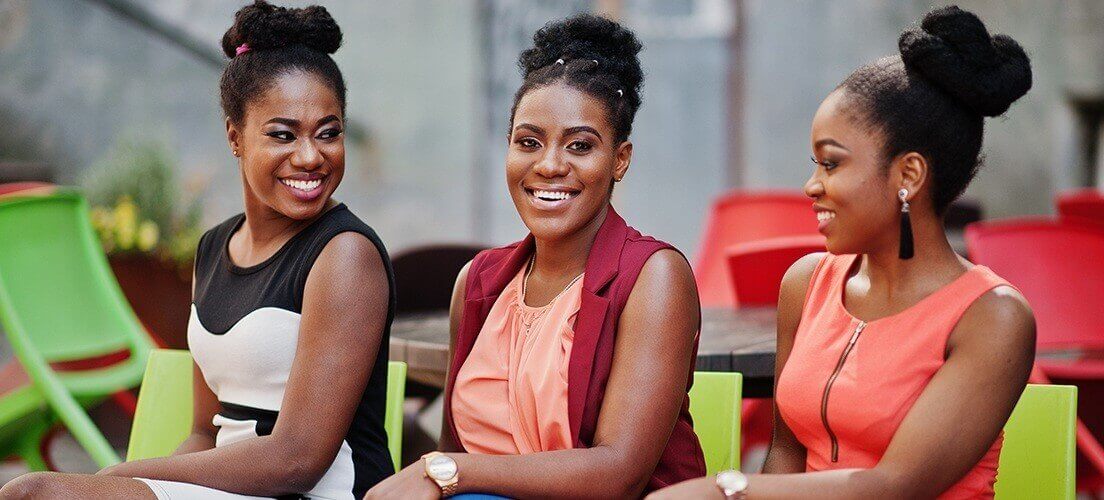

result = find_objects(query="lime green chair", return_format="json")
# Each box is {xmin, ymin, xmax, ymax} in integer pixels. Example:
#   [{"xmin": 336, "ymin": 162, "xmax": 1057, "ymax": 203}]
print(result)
[
  {"xmin": 127, "ymin": 350, "xmax": 408, "ymax": 472},
  {"xmin": 688, "ymin": 371, "xmax": 743, "ymax": 474},
  {"xmin": 0, "ymin": 191, "xmax": 154, "ymax": 468},
  {"xmin": 995, "ymin": 384, "xmax": 1077, "ymax": 500}
]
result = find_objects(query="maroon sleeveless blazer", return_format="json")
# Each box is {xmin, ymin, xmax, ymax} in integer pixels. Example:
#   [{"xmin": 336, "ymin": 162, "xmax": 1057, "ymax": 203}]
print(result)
[{"xmin": 442, "ymin": 206, "xmax": 706, "ymax": 492}]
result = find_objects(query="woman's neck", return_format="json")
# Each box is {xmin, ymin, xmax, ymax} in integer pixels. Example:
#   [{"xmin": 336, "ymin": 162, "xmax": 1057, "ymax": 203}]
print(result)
[
  {"xmin": 530, "ymin": 205, "xmax": 609, "ymax": 283},
  {"xmin": 238, "ymin": 182, "xmax": 332, "ymax": 252},
  {"xmin": 861, "ymin": 211, "xmax": 965, "ymax": 297}
]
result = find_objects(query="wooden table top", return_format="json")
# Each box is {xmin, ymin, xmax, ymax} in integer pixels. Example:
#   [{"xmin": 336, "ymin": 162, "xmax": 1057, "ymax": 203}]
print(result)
[{"xmin": 389, "ymin": 307, "xmax": 779, "ymax": 395}]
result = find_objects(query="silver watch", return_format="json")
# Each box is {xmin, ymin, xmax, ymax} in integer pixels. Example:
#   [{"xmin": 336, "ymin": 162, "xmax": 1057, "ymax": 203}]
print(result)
[{"xmin": 715, "ymin": 470, "xmax": 749, "ymax": 500}]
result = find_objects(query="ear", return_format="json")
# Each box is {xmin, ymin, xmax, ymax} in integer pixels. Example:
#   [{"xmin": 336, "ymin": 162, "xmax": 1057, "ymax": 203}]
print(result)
[
  {"xmin": 894, "ymin": 151, "xmax": 928, "ymax": 202},
  {"xmin": 226, "ymin": 117, "xmax": 241, "ymax": 158},
  {"xmin": 613, "ymin": 140, "xmax": 633, "ymax": 182}
]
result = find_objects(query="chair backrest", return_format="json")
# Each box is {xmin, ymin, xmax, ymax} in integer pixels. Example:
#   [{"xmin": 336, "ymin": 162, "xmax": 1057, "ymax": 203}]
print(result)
[
  {"xmin": 1056, "ymin": 188, "xmax": 1104, "ymax": 225},
  {"xmin": 994, "ymin": 384, "xmax": 1077, "ymax": 500},
  {"xmin": 965, "ymin": 218, "xmax": 1104, "ymax": 350},
  {"xmin": 688, "ymin": 371, "xmax": 742, "ymax": 474},
  {"xmin": 126, "ymin": 350, "xmax": 193, "ymax": 461},
  {"xmin": 391, "ymin": 244, "xmax": 487, "ymax": 314},
  {"xmin": 127, "ymin": 350, "xmax": 408, "ymax": 472},
  {"xmin": 694, "ymin": 191, "xmax": 818, "ymax": 308},
  {"xmin": 0, "ymin": 191, "xmax": 147, "ymax": 361},
  {"xmin": 726, "ymin": 236, "xmax": 825, "ymax": 307}
]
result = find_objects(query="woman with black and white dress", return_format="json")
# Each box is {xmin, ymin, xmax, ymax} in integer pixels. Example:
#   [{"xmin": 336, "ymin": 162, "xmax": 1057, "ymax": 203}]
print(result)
[{"xmin": 0, "ymin": 2, "xmax": 395, "ymax": 499}]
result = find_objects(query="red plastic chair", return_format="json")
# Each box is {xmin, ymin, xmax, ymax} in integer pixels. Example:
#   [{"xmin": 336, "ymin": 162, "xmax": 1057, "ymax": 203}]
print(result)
[
  {"xmin": 0, "ymin": 182, "xmax": 55, "ymax": 200},
  {"xmin": 966, "ymin": 217, "xmax": 1104, "ymax": 488},
  {"xmin": 694, "ymin": 190, "xmax": 819, "ymax": 308},
  {"xmin": 1057, "ymin": 188, "xmax": 1104, "ymax": 226},
  {"xmin": 723, "ymin": 235, "xmax": 825, "ymax": 467},
  {"xmin": 725, "ymin": 235, "xmax": 826, "ymax": 307}
]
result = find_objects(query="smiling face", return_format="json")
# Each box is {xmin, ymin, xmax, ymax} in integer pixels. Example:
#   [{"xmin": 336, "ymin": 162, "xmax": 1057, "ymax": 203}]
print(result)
[
  {"xmin": 227, "ymin": 70, "xmax": 345, "ymax": 221},
  {"xmin": 507, "ymin": 83, "xmax": 631, "ymax": 241},
  {"xmin": 806, "ymin": 89, "xmax": 903, "ymax": 256}
]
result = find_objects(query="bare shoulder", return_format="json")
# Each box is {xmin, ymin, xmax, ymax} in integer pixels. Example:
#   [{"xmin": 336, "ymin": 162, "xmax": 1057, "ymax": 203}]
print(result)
[
  {"xmin": 451, "ymin": 259, "xmax": 475, "ymax": 305},
  {"xmin": 637, "ymin": 248, "xmax": 695, "ymax": 286},
  {"xmin": 953, "ymin": 284, "xmax": 1036, "ymax": 354},
  {"xmin": 778, "ymin": 252, "xmax": 826, "ymax": 311},
  {"xmin": 625, "ymin": 248, "xmax": 699, "ymax": 337},
  {"xmin": 312, "ymin": 232, "xmax": 385, "ymax": 282}
]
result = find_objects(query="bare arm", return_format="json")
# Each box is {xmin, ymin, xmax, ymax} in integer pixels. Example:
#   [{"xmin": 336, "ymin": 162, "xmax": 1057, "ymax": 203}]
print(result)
[
  {"xmin": 436, "ymin": 260, "xmax": 472, "ymax": 453},
  {"xmin": 102, "ymin": 232, "xmax": 391, "ymax": 496},
  {"xmin": 760, "ymin": 253, "xmax": 822, "ymax": 474},
  {"xmin": 371, "ymin": 249, "xmax": 701, "ymax": 499}
]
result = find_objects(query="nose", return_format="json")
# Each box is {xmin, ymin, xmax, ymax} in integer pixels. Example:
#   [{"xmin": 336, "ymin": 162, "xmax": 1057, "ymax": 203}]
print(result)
[
  {"xmin": 803, "ymin": 169, "xmax": 824, "ymax": 199},
  {"xmin": 532, "ymin": 147, "xmax": 569, "ymax": 178},
  {"xmin": 290, "ymin": 138, "xmax": 324, "ymax": 171}
]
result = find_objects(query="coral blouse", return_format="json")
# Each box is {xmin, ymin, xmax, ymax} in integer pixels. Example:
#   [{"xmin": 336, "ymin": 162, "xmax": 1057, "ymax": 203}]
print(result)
[{"xmin": 451, "ymin": 266, "xmax": 584, "ymax": 454}]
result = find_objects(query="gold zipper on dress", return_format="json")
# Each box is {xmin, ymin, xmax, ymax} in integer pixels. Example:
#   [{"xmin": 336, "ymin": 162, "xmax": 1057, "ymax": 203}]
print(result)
[{"xmin": 820, "ymin": 320, "xmax": 866, "ymax": 463}]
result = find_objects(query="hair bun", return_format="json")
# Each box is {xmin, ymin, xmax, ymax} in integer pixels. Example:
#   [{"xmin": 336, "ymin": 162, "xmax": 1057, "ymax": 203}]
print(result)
[
  {"xmin": 518, "ymin": 13, "xmax": 643, "ymax": 105},
  {"xmin": 221, "ymin": 0, "xmax": 342, "ymax": 58},
  {"xmin": 898, "ymin": 5, "xmax": 1031, "ymax": 117}
]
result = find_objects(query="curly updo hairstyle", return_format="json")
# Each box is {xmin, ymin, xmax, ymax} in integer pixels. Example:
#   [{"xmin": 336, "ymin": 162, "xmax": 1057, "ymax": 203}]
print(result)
[
  {"xmin": 219, "ymin": 0, "xmax": 345, "ymax": 125},
  {"xmin": 839, "ymin": 5, "xmax": 1032, "ymax": 214},
  {"xmin": 511, "ymin": 13, "xmax": 644, "ymax": 144}
]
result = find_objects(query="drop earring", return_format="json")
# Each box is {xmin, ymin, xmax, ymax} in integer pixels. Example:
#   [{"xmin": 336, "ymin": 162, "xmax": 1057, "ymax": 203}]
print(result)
[{"xmin": 898, "ymin": 188, "xmax": 914, "ymax": 259}]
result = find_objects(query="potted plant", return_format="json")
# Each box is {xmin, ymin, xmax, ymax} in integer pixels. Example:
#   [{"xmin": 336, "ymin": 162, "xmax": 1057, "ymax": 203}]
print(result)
[{"xmin": 83, "ymin": 139, "xmax": 205, "ymax": 348}]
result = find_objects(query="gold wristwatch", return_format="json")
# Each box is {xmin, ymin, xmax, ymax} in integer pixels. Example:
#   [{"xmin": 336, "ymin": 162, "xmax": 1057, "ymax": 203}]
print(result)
[
  {"xmin": 715, "ymin": 470, "xmax": 749, "ymax": 500},
  {"xmin": 422, "ymin": 451, "xmax": 459, "ymax": 496}
]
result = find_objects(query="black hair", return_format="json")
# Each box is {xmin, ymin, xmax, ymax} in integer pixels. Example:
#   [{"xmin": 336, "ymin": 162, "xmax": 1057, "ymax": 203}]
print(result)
[
  {"xmin": 838, "ymin": 5, "xmax": 1032, "ymax": 213},
  {"xmin": 219, "ymin": 0, "xmax": 345, "ymax": 125},
  {"xmin": 510, "ymin": 13, "xmax": 644, "ymax": 144}
]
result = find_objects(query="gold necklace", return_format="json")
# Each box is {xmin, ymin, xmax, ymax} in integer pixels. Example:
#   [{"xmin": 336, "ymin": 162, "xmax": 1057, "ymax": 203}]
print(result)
[{"xmin": 520, "ymin": 254, "xmax": 584, "ymax": 334}]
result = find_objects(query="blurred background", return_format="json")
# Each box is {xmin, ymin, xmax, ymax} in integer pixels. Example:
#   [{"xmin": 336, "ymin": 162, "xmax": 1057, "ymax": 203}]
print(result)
[
  {"xmin": 3, "ymin": 0, "xmax": 1100, "ymax": 257},
  {"xmin": 3, "ymin": 0, "xmax": 1104, "ymax": 492}
]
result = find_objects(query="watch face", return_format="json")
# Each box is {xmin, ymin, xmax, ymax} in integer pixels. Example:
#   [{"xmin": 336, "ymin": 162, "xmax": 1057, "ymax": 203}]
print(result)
[
  {"xmin": 427, "ymin": 455, "xmax": 457, "ymax": 481},
  {"xmin": 717, "ymin": 470, "xmax": 748, "ymax": 493}
]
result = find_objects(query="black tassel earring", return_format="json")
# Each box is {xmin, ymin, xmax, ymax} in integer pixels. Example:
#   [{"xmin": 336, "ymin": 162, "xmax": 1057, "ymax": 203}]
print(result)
[{"xmin": 898, "ymin": 188, "xmax": 914, "ymax": 259}]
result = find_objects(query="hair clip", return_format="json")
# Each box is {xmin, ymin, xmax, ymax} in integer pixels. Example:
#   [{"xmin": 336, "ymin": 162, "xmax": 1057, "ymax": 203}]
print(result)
[
  {"xmin": 555, "ymin": 58, "xmax": 565, "ymax": 65},
  {"xmin": 617, "ymin": 89, "xmax": 624, "ymax": 97}
]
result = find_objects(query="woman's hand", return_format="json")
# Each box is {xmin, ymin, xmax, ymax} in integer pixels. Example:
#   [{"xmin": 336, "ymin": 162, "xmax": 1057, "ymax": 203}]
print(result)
[
  {"xmin": 645, "ymin": 476, "xmax": 723, "ymax": 500},
  {"xmin": 364, "ymin": 461, "xmax": 440, "ymax": 500}
]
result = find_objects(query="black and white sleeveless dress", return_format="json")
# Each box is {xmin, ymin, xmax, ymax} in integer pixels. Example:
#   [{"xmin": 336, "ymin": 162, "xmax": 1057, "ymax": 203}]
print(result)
[{"xmin": 137, "ymin": 204, "xmax": 395, "ymax": 500}]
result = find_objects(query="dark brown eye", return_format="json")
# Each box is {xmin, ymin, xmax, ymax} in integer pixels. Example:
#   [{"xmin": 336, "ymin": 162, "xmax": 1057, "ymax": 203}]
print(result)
[{"xmin": 567, "ymin": 141, "xmax": 592, "ymax": 152}]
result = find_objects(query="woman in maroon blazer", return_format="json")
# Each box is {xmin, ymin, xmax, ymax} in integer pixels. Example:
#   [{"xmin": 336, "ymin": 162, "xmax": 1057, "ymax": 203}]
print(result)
[{"xmin": 366, "ymin": 13, "xmax": 704, "ymax": 499}]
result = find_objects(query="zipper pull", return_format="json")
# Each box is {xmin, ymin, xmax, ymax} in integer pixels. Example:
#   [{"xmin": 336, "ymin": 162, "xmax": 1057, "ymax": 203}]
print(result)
[{"xmin": 847, "ymin": 321, "xmax": 866, "ymax": 345}]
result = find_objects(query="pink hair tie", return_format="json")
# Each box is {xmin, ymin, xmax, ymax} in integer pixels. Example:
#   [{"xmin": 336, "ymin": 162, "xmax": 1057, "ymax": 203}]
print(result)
[{"xmin": 235, "ymin": 43, "xmax": 251, "ymax": 56}]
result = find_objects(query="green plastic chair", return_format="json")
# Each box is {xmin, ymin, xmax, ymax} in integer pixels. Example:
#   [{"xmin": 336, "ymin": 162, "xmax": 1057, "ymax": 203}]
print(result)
[
  {"xmin": 688, "ymin": 371, "xmax": 743, "ymax": 474},
  {"xmin": 995, "ymin": 384, "xmax": 1077, "ymax": 500},
  {"xmin": 127, "ymin": 350, "xmax": 408, "ymax": 472},
  {"xmin": 0, "ymin": 191, "xmax": 154, "ymax": 468}
]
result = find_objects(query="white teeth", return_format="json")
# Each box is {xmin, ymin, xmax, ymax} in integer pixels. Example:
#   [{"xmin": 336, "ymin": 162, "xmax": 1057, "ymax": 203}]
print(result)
[
  {"xmin": 532, "ymin": 189, "xmax": 575, "ymax": 201},
  {"xmin": 281, "ymin": 178, "xmax": 322, "ymax": 191},
  {"xmin": 816, "ymin": 211, "xmax": 836, "ymax": 222}
]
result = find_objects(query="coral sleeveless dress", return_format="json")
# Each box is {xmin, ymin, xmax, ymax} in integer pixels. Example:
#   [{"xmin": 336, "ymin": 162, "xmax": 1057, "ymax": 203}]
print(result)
[{"xmin": 776, "ymin": 253, "xmax": 1014, "ymax": 499}]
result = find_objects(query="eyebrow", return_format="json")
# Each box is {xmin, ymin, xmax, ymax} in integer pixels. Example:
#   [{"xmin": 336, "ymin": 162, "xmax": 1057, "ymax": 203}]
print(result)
[
  {"xmin": 814, "ymin": 138, "xmax": 850, "ymax": 151},
  {"xmin": 264, "ymin": 115, "xmax": 341, "ymax": 127},
  {"xmin": 514, "ymin": 123, "xmax": 544, "ymax": 135},
  {"xmin": 564, "ymin": 126, "xmax": 602, "ymax": 141}
]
